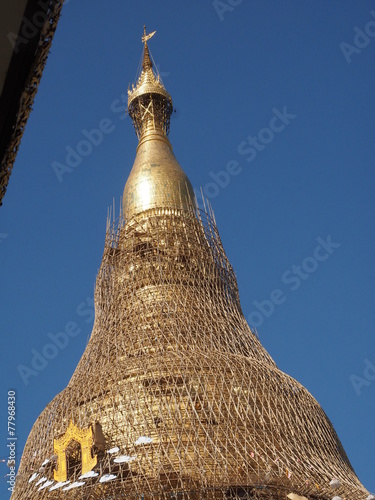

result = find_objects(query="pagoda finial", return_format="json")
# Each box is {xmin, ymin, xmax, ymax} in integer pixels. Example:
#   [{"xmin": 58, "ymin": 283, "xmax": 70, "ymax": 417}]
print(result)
[
  {"xmin": 142, "ymin": 25, "xmax": 156, "ymax": 44},
  {"xmin": 127, "ymin": 27, "xmax": 173, "ymax": 141},
  {"xmin": 141, "ymin": 26, "xmax": 156, "ymax": 71}
]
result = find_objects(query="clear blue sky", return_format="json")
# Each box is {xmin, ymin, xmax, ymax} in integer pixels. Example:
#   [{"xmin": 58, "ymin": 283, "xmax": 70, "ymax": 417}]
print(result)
[{"xmin": 1, "ymin": 1, "xmax": 374, "ymax": 497}]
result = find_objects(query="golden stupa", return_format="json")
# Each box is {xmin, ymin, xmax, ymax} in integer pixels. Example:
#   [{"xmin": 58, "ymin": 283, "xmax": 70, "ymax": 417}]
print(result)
[{"xmin": 12, "ymin": 28, "xmax": 370, "ymax": 500}]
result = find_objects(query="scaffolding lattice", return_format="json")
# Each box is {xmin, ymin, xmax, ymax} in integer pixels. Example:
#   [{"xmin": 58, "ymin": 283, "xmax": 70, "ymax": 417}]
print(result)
[{"xmin": 12, "ymin": 206, "xmax": 369, "ymax": 499}]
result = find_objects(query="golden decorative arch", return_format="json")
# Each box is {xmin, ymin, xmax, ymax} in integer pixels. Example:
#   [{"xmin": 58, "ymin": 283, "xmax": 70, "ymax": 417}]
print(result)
[{"xmin": 53, "ymin": 420, "xmax": 97, "ymax": 482}]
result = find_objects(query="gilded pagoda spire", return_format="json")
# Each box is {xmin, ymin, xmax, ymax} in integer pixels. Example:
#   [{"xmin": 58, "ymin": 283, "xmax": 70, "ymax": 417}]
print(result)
[
  {"xmin": 141, "ymin": 26, "xmax": 155, "ymax": 71},
  {"xmin": 11, "ymin": 27, "xmax": 370, "ymax": 500},
  {"xmin": 127, "ymin": 26, "xmax": 173, "ymax": 141},
  {"xmin": 123, "ymin": 27, "xmax": 195, "ymax": 221}
]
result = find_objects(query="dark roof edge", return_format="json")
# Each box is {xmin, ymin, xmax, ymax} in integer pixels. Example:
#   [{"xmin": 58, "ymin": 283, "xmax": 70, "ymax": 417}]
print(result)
[{"xmin": 0, "ymin": 0, "xmax": 64, "ymax": 207}]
